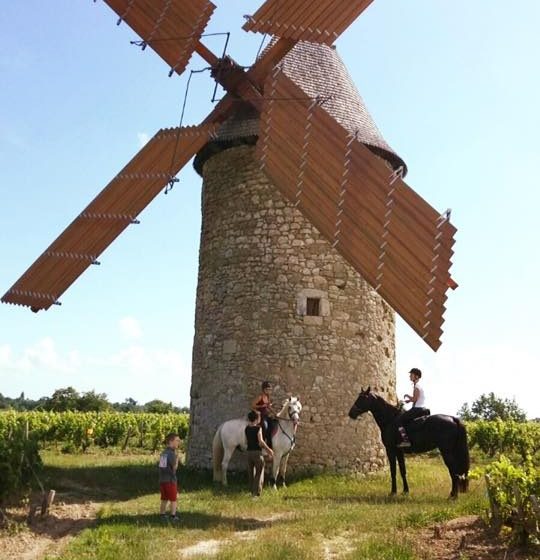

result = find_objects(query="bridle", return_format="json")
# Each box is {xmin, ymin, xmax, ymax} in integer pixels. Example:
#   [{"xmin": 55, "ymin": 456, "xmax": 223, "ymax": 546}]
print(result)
[{"xmin": 275, "ymin": 400, "xmax": 301, "ymax": 451}]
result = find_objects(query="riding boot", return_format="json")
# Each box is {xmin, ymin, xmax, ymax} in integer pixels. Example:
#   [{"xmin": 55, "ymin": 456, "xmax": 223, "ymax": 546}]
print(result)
[
  {"xmin": 397, "ymin": 426, "xmax": 411, "ymax": 448},
  {"xmin": 266, "ymin": 430, "xmax": 273, "ymax": 450},
  {"xmin": 265, "ymin": 419, "xmax": 273, "ymax": 449}
]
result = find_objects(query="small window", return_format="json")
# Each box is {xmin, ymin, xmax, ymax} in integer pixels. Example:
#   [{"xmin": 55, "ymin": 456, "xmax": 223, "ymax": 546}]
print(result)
[{"xmin": 306, "ymin": 297, "xmax": 320, "ymax": 316}]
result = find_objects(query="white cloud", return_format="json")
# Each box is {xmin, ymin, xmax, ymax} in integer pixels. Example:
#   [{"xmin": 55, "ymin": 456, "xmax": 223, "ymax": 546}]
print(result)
[
  {"xmin": 0, "ymin": 338, "xmax": 80, "ymax": 374},
  {"xmin": 119, "ymin": 317, "xmax": 143, "ymax": 340},
  {"xmin": 104, "ymin": 345, "xmax": 186, "ymax": 375},
  {"xmin": 0, "ymin": 338, "xmax": 191, "ymax": 406},
  {"xmin": 137, "ymin": 132, "xmax": 150, "ymax": 147}
]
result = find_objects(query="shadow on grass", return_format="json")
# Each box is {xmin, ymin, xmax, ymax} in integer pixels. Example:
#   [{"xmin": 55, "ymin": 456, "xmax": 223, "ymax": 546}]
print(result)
[
  {"xmin": 42, "ymin": 463, "xmax": 157, "ymax": 502},
  {"xmin": 41, "ymin": 463, "xmax": 265, "ymax": 503},
  {"xmin": 97, "ymin": 511, "xmax": 288, "ymax": 532},
  {"xmin": 282, "ymin": 493, "xmax": 464, "ymax": 506}
]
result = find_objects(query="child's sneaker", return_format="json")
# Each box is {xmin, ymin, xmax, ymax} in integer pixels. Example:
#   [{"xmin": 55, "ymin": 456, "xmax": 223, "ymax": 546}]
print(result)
[
  {"xmin": 169, "ymin": 514, "xmax": 180, "ymax": 523},
  {"xmin": 160, "ymin": 514, "xmax": 168, "ymax": 522}
]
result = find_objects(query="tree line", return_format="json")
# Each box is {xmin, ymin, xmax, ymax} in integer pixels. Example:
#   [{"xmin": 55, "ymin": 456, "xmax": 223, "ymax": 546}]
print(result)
[{"xmin": 0, "ymin": 387, "xmax": 188, "ymax": 414}]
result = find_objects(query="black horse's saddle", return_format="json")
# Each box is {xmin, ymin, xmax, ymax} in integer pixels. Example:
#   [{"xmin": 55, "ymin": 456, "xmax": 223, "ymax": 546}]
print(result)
[{"xmin": 407, "ymin": 409, "xmax": 431, "ymax": 434}]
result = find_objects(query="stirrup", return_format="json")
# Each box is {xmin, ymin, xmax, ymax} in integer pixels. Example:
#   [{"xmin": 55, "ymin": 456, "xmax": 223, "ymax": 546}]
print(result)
[{"xmin": 397, "ymin": 440, "xmax": 411, "ymax": 448}]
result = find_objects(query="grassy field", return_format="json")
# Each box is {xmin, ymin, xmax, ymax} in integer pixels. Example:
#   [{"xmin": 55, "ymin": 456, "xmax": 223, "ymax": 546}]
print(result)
[{"xmin": 29, "ymin": 450, "xmax": 493, "ymax": 560}]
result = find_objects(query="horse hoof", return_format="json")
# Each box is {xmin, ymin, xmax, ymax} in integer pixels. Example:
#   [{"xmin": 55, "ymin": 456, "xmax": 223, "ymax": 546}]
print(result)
[
  {"xmin": 448, "ymin": 494, "xmax": 458, "ymax": 500},
  {"xmin": 272, "ymin": 485, "xmax": 278, "ymax": 491}
]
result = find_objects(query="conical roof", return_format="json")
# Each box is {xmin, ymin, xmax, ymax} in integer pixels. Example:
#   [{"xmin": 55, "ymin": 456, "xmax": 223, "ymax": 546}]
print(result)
[{"xmin": 194, "ymin": 41, "xmax": 406, "ymax": 174}]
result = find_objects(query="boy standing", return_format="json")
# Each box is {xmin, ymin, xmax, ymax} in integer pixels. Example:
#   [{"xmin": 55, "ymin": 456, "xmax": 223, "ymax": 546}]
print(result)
[
  {"xmin": 159, "ymin": 432, "xmax": 181, "ymax": 521},
  {"xmin": 245, "ymin": 410, "xmax": 273, "ymax": 497}
]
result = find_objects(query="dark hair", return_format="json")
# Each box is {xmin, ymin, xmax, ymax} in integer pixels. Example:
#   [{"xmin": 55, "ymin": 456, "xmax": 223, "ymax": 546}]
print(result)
[
  {"xmin": 262, "ymin": 381, "xmax": 271, "ymax": 389},
  {"xmin": 247, "ymin": 410, "xmax": 259, "ymax": 422},
  {"xmin": 409, "ymin": 368, "xmax": 422, "ymax": 378},
  {"xmin": 165, "ymin": 432, "xmax": 179, "ymax": 444}
]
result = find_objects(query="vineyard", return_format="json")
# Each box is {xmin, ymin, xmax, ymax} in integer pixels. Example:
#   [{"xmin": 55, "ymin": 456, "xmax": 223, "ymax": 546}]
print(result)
[
  {"xmin": 0, "ymin": 410, "xmax": 189, "ymax": 452},
  {"xmin": 468, "ymin": 419, "xmax": 540, "ymax": 461},
  {"xmin": 0, "ymin": 411, "xmax": 188, "ymax": 505}
]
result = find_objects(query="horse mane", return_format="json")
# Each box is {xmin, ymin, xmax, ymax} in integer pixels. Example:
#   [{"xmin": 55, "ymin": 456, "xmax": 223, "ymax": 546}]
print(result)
[
  {"xmin": 370, "ymin": 392, "xmax": 401, "ymax": 418},
  {"xmin": 276, "ymin": 398, "xmax": 291, "ymax": 419}
]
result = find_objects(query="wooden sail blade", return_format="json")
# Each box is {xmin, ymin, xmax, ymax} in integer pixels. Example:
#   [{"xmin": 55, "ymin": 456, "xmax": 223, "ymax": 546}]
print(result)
[
  {"xmin": 243, "ymin": 0, "xmax": 374, "ymax": 45},
  {"xmin": 2, "ymin": 124, "xmax": 216, "ymax": 312},
  {"xmin": 257, "ymin": 71, "xmax": 456, "ymax": 351},
  {"xmin": 102, "ymin": 0, "xmax": 216, "ymax": 76}
]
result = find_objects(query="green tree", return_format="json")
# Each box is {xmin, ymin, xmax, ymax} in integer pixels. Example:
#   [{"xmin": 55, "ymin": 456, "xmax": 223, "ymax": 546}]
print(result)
[
  {"xmin": 113, "ymin": 397, "xmax": 141, "ymax": 412},
  {"xmin": 77, "ymin": 390, "xmax": 111, "ymax": 412},
  {"xmin": 458, "ymin": 392, "xmax": 526, "ymax": 422},
  {"xmin": 45, "ymin": 387, "xmax": 81, "ymax": 412},
  {"xmin": 144, "ymin": 399, "xmax": 173, "ymax": 414}
]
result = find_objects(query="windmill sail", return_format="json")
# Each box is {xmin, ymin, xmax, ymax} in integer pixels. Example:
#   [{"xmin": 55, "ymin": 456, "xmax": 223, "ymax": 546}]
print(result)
[
  {"xmin": 102, "ymin": 0, "xmax": 216, "ymax": 76},
  {"xmin": 2, "ymin": 124, "xmax": 216, "ymax": 311},
  {"xmin": 243, "ymin": 0, "xmax": 374, "ymax": 45},
  {"xmin": 257, "ymin": 70, "xmax": 455, "ymax": 350}
]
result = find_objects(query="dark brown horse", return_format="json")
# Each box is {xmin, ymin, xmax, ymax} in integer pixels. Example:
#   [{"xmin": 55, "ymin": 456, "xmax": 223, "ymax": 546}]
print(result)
[{"xmin": 348, "ymin": 387, "xmax": 469, "ymax": 498}]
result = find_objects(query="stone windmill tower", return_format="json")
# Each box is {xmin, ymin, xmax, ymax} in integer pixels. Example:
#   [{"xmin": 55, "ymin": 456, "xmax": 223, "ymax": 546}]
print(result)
[
  {"xmin": 2, "ymin": 1, "xmax": 457, "ymax": 474},
  {"xmin": 188, "ymin": 42, "xmax": 405, "ymax": 472}
]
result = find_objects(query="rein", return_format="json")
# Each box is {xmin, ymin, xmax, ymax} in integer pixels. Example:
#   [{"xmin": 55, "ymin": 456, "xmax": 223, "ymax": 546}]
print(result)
[
  {"xmin": 276, "ymin": 419, "xmax": 296, "ymax": 452},
  {"xmin": 274, "ymin": 405, "xmax": 299, "ymax": 451}
]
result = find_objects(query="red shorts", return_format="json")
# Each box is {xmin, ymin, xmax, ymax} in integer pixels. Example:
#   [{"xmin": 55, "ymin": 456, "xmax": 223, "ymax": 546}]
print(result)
[{"xmin": 160, "ymin": 482, "xmax": 178, "ymax": 501}]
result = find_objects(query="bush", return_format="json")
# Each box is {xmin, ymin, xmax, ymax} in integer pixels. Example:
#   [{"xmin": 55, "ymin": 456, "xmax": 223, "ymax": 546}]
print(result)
[
  {"xmin": 467, "ymin": 420, "xmax": 540, "ymax": 462},
  {"xmin": 0, "ymin": 422, "xmax": 42, "ymax": 504},
  {"xmin": 476, "ymin": 456, "xmax": 540, "ymax": 544}
]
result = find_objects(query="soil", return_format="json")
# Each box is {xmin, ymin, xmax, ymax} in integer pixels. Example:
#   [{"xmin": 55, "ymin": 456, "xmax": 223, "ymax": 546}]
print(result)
[
  {"xmin": 419, "ymin": 515, "xmax": 540, "ymax": 560},
  {"xmin": 1, "ymin": 500, "xmax": 99, "ymax": 560}
]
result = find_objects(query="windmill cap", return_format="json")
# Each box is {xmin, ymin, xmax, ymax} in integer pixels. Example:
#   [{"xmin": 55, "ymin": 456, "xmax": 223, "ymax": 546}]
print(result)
[{"xmin": 194, "ymin": 42, "xmax": 406, "ymax": 176}]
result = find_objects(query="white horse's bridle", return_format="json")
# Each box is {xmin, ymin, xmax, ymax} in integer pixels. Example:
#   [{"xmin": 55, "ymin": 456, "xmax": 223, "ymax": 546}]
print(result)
[{"xmin": 283, "ymin": 397, "xmax": 302, "ymax": 426}]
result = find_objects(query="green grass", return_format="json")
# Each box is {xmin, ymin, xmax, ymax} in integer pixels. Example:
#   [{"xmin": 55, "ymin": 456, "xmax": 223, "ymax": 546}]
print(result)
[{"xmin": 38, "ymin": 451, "xmax": 487, "ymax": 560}]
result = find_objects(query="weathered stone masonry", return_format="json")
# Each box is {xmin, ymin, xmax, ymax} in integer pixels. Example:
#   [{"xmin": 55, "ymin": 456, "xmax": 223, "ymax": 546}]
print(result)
[{"xmin": 187, "ymin": 144, "xmax": 396, "ymax": 473}]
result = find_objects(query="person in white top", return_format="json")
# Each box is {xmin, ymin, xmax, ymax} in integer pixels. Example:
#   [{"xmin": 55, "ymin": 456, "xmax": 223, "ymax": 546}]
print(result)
[{"xmin": 397, "ymin": 368, "xmax": 430, "ymax": 448}]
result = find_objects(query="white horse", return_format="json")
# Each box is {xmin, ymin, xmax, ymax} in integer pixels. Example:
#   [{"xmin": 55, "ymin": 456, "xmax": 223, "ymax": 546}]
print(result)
[{"xmin": 212, "ymin": 396, "xmax": 302, "ymax": 488}]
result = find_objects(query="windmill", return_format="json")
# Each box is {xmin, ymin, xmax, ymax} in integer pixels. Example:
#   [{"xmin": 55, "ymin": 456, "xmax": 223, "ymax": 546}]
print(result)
[{"xmin": 2, "ymin": 1, "xmax": 456, "ymax": 472}]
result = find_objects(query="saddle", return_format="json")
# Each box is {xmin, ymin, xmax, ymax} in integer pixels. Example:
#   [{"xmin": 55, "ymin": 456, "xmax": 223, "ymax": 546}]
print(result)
[{"xmin": 405, "ymin": 409, "xmax": 431, "ymax": 435}]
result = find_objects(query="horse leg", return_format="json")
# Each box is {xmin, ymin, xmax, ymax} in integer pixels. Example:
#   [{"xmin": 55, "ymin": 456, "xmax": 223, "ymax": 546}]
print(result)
[
  {"xmin": 221, "ymin": 447, "xmax": 234, "ymax": 487},
  {"xmin": 270, "ymin": 452, "xmax": 281, "ymax": 490},
  {"xmin": 396, "ymin": 450, "xmax": 409, "ymax": 494},
  {"xmin": 440, "ymin": 448, "xmax": 458, "ymax": 499},
  {"xmin": 278, "ymin": 453, "xmax": 290, "ymax": 488},
  {"xmin": 386, "ymin": 448, "xmax": 398, "ymax": 495}
]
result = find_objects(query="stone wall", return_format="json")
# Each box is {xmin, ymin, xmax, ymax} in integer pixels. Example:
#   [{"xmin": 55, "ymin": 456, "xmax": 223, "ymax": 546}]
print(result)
[{"xmin": 187, "ymin": 145, "xmax": 396, "ymax": 473}]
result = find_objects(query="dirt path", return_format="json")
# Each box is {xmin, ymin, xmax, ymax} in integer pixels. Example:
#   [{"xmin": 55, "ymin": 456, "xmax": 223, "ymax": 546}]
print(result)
[
  {"xmin": 2, "ymin": 501, "xmax": 100, "ymax": 560},
  {"xmin": 420, "ymin": 515, "xmax": 539, "ymax": 560},
  {"xmin": 177, "ymin": 513, "xmax": 291, "ymax": 558}
]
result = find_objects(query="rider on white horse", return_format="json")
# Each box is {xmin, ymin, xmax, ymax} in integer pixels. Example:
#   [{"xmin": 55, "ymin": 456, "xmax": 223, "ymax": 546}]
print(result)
[
  {"xmin": 251, "ymin": 380, "xmax": 277, "ymax": 447},
  {"xmin": 213, "ymin": 396, "xmax": 302, "ymax": 488}
]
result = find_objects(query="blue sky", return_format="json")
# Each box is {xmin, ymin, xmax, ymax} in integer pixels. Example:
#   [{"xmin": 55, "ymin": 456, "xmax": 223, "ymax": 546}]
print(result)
[{"xmin": 1, "ymin": 1, "xmax": 539, "ymax": 417}]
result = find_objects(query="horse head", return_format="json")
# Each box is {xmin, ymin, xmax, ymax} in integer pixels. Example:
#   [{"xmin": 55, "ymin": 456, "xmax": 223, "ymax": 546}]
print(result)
[
  {"xmin": 281, "ymin": 396, "xmax": 302, "ymax": 426},
  {"xmin": 348, "ymin": 386, "xmax": 374, "ymax": 419}
]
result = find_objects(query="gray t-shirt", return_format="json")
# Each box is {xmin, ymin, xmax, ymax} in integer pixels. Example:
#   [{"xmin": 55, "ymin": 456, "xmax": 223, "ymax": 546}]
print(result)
[{"xmin": 158, "ymin": 447, "xmax": 177, "ymax": 483}]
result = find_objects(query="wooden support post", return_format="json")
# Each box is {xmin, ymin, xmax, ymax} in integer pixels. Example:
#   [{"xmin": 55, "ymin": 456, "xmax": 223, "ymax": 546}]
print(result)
[{"xmin": 40, "ymin": 489, "xmax": 56, "ymax": 516}]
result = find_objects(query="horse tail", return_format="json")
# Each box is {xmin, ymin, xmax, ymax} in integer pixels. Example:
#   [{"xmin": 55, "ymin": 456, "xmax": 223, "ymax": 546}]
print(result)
[
  {"xmin": 212, "ymin": 425, "xmax": 224, "ymax": 483},
  {"xmin": 453, "ymin": 418, "xmax": 470, "ymax": 492}
]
